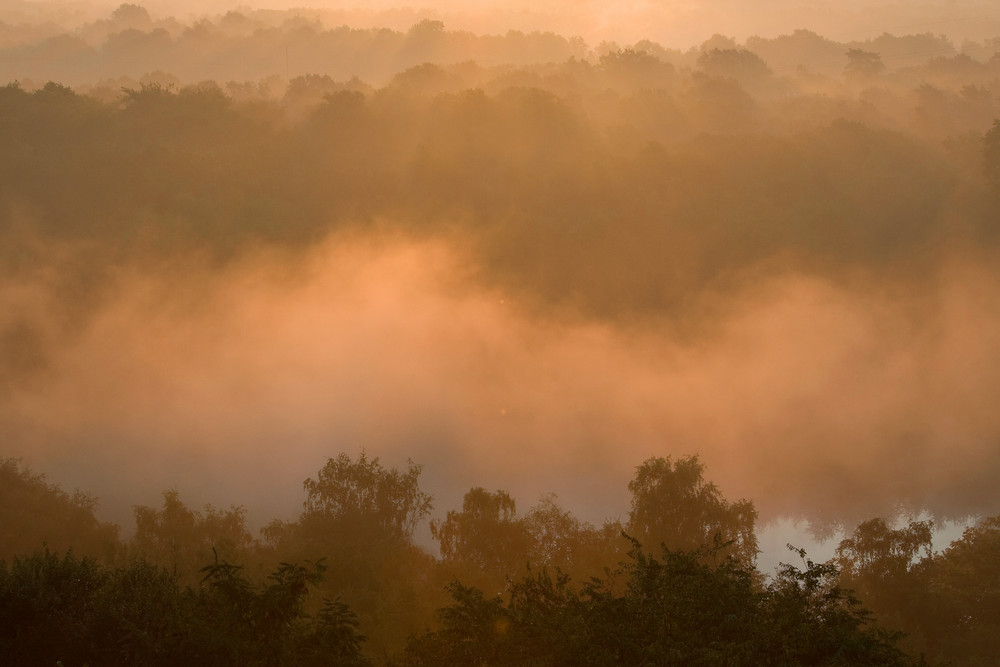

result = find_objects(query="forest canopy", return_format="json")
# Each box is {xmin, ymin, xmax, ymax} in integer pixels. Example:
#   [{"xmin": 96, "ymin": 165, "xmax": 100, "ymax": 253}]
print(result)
[{"xmin": 2, "ymin": 453, "xmax": 998, "ymax": 665}]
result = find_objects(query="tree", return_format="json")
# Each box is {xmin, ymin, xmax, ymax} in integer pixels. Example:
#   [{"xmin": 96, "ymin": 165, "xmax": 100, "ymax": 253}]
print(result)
[
  {"xmin": 524, "ymin": 495, "xmax": 629, "ymax": 583},
  {"xmin": 764, "ymin": 546, "xmax": 915, "ymax": 665},
  {"xmin": 131, "ymin": 489, "xmax": 253, "ymax": 583},
  {"xmin": 266, "ymin": 452, "xmax": 436, "ymax": 658},
  {"xmin": 0, "ymin": 548, "xmax": 371, "ymax": 667},
  {"xmin": 189, "ymin": 558, "xmax": 364, "ymax": 665},
  {"xmin": 626, "ymin": 455, "xmax": 758, "ymax": 566},
  {"xmin": 0, "ymin": 458, "xmax": 120, "ymax": 563},
  {"xmin": 301, "ymin": 451, "xmax": 432, "ymax": 542},
  {"xmin": 401, "ymin": 19, "xmax": 447, "ymax": 64},
  {"xmin": 0, "ymin": 547, "xmax": 107, "ymax": 666},
  {"xmin": 591, "ymin": 538, "xmax": 763, "ymax": 664},
  {"xmin": 912, "ymin": 515, "xmax": 1000, "ymax": 664},
  {"xmin": 398, "ymin": 541, "xmax": 916, "ymax": 666},
  {"xmin": 110, "ymin": 3, "xmax": 152, "ymax": 28},
  {"xmin": 524, "ymin": 494, "xmax": 583, "ymax": 569},
  {"xmin": 599, "ymin": 48, "xmax": 674, "ymax": 89},
  {"xmin": 835, "ymin": 518, "xmax": 932, "ymax": 582},
  {"xmin": 845, "ymin": 49, "xmax": 885, "ymax": 78},
  {"xmin": 832, "ymin": 517, "xmax": 932, "ymax": 651},
  {"xmin": 697, "ymin": 48, "xmax": 773, "ymax": 84},
  {"xmin": 432, "ymin": 487, "xmax": 533, "ymax": 595}
]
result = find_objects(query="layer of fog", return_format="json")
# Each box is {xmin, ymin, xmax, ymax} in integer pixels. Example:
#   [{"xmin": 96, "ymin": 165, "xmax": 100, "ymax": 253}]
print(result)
[
  {"xmin": 5, "ymin": 0, "xmax": 1000, "ymax": 50},
  {"xmin": 4, "ymin": 231, "xmax": 999, "ymax": 559}
]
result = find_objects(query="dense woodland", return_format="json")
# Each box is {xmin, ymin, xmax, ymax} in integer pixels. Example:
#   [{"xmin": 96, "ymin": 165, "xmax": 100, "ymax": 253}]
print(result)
[
  {"xmin": 2, "ymin": 8, "xmax": 1000, "ymax": 334},
  {"xmin": 2, "ymin": 454, "xmax": 1000, "ymax": 665},
  {"xmin": 3, "ymin": 3, "xmax": 1000, "ymax": 665},
  {"xmin": 2, "ymin": 27, "xmax": 1000, "ymax": 368}
]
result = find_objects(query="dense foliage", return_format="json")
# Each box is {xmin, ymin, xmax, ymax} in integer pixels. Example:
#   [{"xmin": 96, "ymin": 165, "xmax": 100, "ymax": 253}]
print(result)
[
  {"xmin": 0, "ymin": 548, "xmax": 369, "ymax": 666},
  {"xmin": 0, "ymin": 458, "xmax": 119, "ymax": 563},
  {"xmin": 399, "ymin": 542, "xmax": 916, "ymax": 666},
  {"xmin": 2, "ymin": 454, "xmax": 999, "ymax": 664},
  {"xmin": 1, "ymin": 37, "xmax": 997, "ymax": 339}
]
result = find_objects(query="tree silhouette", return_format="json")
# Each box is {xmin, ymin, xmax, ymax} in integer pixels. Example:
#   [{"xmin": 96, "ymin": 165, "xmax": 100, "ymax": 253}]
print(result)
[
  {"xmin": 910, "ymin": 515, "xmax": 1000, "ymax": 664},
  {"xmin": 399, "ymin": 540, "xmax": 916, "ymax": 666},
  {"xmin": 0, "ymin": 458, "xmax": 119, "ymax": 563},
  {"xmin": 697, "ymin": 48, "xmax": 773, "ymax": 84},
  {"xmin": 0, "ymin": 547, "xmax": 370, "ymax": 666},
  {"xmin": 263, "ymin": 452, "xmax": 436, "ymax": 657},
  {"xmin": 301, "ymin": 451, "xmax": 432, "ymax": 541},
  {"xmin": 627, "ymin": 455, "xmax": 758, "ymax": 566},
  {"xmin": 844, "ymin": 49, "xmax": 885, "ymax": 78},
  {"xmin": 131, "ymin": 490, "xmax": 253, "ymax": 583},
  {"xmin": 432, "ymin": 487, "xmax": 532, "ymax": 584}
]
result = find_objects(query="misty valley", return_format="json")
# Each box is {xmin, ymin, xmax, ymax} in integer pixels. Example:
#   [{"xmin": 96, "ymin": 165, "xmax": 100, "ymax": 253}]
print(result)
[{"xmin": 2, "ymin": 2, "xmax": 1000, "ymax": 665}]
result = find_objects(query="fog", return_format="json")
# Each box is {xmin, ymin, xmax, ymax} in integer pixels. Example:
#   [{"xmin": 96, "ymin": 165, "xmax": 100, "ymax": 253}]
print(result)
[{"xmin": 4, "ymin": 230, "xmax": 999, "ymax": 548}]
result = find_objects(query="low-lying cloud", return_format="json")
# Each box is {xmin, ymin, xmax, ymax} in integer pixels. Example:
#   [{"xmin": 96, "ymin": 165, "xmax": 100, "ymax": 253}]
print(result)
[{"xmin": 4, "ymin": 231, "xmax": 1000, "ymax": 539}]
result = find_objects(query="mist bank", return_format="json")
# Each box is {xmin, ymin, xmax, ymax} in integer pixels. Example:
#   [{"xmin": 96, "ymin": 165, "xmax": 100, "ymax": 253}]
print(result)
[{"xmin": 3, "ymin": 232, "xmax": 1000, "ymax": 538}]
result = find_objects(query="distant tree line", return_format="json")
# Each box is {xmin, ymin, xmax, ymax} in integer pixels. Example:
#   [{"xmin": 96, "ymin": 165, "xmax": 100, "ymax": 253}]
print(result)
[
  {"xmin": 2, "ymin": 453, "xmax": 999, "ymax": 664},
  {"xmin": 1, "ymin": 5, "xmax": 997, "ymax": 86},
  {"xmin": 1, "ymin": 69, "xmax": 997, "ymax": 357}
]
